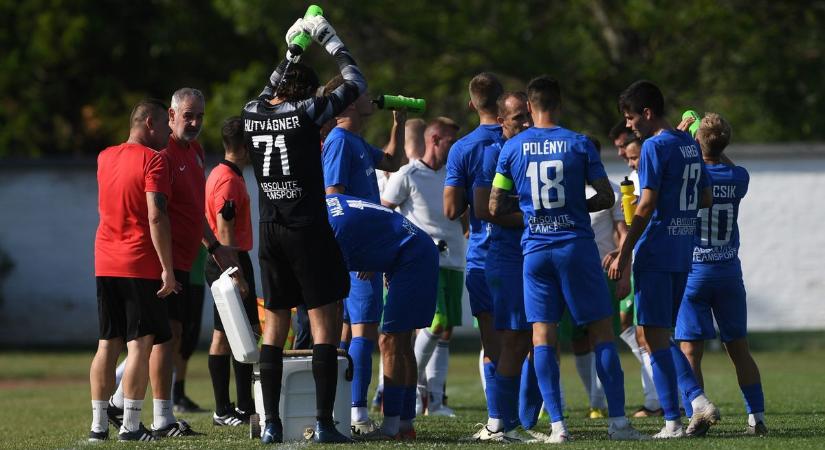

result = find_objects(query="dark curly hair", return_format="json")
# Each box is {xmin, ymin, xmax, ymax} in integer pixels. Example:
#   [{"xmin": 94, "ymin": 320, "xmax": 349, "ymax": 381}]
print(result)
[{"xmin": 276, "ymin": 62, "xmax": 320, "ymax": 102}]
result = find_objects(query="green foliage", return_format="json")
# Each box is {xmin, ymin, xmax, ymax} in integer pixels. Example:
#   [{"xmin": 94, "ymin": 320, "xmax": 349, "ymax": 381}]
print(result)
[{"xmin": 2, "ymin": 0, "xmax": 825, "ymax": 157}]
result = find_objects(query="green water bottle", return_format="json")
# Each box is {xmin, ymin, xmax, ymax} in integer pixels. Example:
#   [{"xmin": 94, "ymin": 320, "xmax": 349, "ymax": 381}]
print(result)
[
  {"xmin": 682, "ymin": 110, "xmax": 701, "ymax": 138},
  {"xmin": 288, "ymin": 5, "xmax": 324, "ymax": 58},
  {"xmin": 373, "ymin": 95, "xmax": 426, "ymax": 113}
]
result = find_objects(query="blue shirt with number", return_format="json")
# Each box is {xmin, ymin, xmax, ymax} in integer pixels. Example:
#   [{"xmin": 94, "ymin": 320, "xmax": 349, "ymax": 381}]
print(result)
[
  {"xmin": 444, "ymin": 124, "xmax": 503, "ymax": 270},
  {"xmin": 495, "ymin": 126, "xmax": 606, "ymax": 255},
  {"xmin": 635, "ymin": 130, "xmax": 710, "ymax": 272},
  {"xmin": 322, "ymin": 127, "xmax": 384, "ymax": 203},
  {"xmin": 689, "ymin": 163, "xmax": 749, "ymax": 279},
  {"xmin": 325, "ymin": 194, "xmax": 421, "ymax": 272}
]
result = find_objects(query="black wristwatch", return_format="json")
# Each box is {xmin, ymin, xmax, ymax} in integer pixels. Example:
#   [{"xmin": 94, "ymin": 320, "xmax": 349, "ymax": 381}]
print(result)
[{"xmin": 207, "ymin": 240, "xmax": 222, "ymax": 254}]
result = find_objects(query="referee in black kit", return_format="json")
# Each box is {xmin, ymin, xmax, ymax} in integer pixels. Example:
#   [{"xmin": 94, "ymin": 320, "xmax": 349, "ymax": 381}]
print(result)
[{"xmin": 241, "ymin": 15, "xmax": 366, "ymax": 444}]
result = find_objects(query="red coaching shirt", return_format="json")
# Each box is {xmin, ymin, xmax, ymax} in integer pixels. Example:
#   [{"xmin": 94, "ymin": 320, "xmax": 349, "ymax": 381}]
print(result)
[
  {"xmin": 205, "ymin": 161, "xmax": 253, "ymax": 252},
  {"xmin": 95, "ymin": 143, "xmax": 172, "ymax": 279},
  {"xmin": 162, "ymin": 136, "xmax": 206, "ymax": 272}
]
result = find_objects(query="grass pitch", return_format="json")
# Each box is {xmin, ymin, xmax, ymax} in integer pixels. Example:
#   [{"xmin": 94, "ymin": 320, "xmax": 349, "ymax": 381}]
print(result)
[{"xmin": 1, "ymin": 348, "xmax": 824, "ymax": 449}]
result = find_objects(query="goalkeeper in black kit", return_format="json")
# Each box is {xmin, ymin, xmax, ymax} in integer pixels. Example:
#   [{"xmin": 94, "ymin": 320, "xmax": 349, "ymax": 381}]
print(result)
[{"xmin": 241, "ymin": 15, "xmax": 366, "ymax": 444}]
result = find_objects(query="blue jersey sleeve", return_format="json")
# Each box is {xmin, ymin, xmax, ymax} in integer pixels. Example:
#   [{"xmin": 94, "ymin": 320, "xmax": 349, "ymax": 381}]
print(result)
[
  {"xmin": 369, "ymin": 145, "xmax": 384, "ymax": 167},
  {"xmin": 474, "ymin": 143, "xmax": 500, "ymax": 189},
  {"xmin": 737, "ymin": 166, "xmax": 750, "ymax": 198},
  {"xmin": 582, "ymin": 138, "xmax": 608, "ymax": 183},
  {"xmin": 495, "ymin": 141, "xmax": 514, "ymax": 181},
  {"xmin": 638, "ymin": 140, "xmax": 663, "ymax": 191},
  {"xmin": 322, "ymin": 136, "xmax": 350, "ymax": 189},
  {"xmin": 444, "ymin": 143, "xmax": 465, "ymax": 187}
]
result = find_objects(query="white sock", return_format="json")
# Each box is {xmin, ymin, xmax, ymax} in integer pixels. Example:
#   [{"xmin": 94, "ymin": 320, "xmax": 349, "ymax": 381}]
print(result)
[
  {"xmin": 551, "ymin": 420, "xmax": 568, "ymax": 435},
  {"xmin": 91, "ymin": 400, "xmax": 108, "ymax": 433},
  {"xmin": 749, "ymin": 412, "xmax": 765, "ymax": 426},
  {"xmin": 691, "ymin": 394, "xmax": 710, "ymax": 412},
  {"xmin": 426, "ymin": 341, "xmax": 449, "ymax": 409},
  {"xmin": 620, "ymin": 327, "xmax": 642, "ymax": 361},
  {"xmin": 377, "ymin": 358, "xmax": 384, "ymax": 393},
  {"xmin": 352, "ymin": 406, "xmax": 369, "ymax": 423},
  {"xmin": 608, "ymin": 416, "xmax": 628, "ymax": 430},
  {"xmin": 479, "ymin": 348, "xmax": 486, "ymax": 393},
  {"xmin": 589, "ymin": 354, "xmax": 607, "ymax": 409},
  {"xmin": 152, "ymin": 399, "xmax": 175, "ymax": 429},
  {"xmin": 414, "ymin": 329, "xmax": 439, "ymax": 383},
  {"xmin": 122, "ymin": 398, "xmax": 143, "ymax": 433},
  {"xmin": 487, "ymin": 417, "xmax": 504, "ymax": 432},
  {"xmin": 114, "ymin": 358, "xmax": 127, "ymax": 386},
  {"xmin": 382, "ymin": 415, "xmax": 400, "ymax": 436},
  {"xmin": 111, "ymin": 380, "xmax": 125, "ymax": 409},
  {"xmin": 574, "ymin": 353, "xmax": 594, "ymax": 401},
  {"xmin": 665, "ymin": 419, "xmax": 682, "ymax": 431},
  {"xmin": 640, "ymin": 350, "xmax": 660, "ymax": 410}
]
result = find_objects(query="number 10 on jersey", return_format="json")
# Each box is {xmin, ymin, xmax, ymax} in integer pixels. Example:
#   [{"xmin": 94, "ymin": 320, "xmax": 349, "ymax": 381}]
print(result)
[{"xmin": 252, "ymin": 134, "xmax": 290, "ymax": 176}]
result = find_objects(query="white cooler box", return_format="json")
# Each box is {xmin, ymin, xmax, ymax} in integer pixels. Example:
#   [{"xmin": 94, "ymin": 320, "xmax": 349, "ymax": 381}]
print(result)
[
  {"xmin": 210, "ymin": 267, "xmax": 259, "ymax": 363},
  {"xmin": 252, "ymin": 352, "xmax": 352, "ymax": 441}
]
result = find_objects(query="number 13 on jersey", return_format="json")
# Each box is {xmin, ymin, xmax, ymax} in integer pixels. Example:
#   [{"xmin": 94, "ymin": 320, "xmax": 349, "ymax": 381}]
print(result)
[
  {"xmin": 252, "ymin": 134, "xmax": 290, "ymax": 176},
  {"xmin": 526, "ymin": 160, "xmax": 566, "ymax": 210}
]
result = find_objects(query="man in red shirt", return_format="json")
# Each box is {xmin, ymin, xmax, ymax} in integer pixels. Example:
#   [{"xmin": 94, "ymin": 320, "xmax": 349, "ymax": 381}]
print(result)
[
  {"xmin": 204, "ymin": 117, "xmax": 260, "ymax": 426},
  {"xmin": 89, "ymin": 99, "xmax": 177, "ymax": 442},
  {"xmin": 148, "ymin": 87, "xmax": 239, "ymax": 438}
]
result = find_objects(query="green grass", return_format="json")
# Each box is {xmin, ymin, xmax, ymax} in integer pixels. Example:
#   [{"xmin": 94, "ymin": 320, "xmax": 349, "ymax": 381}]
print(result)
[{"xmin": 1, "ymin": 349, "xmax": 824, "ymax": 449}]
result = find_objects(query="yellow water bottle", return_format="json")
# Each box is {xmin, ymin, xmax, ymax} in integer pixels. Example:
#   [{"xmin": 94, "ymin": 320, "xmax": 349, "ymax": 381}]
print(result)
[{"xmin": 620, "ymin": 176, "xmax": 636, "ymax": 225}]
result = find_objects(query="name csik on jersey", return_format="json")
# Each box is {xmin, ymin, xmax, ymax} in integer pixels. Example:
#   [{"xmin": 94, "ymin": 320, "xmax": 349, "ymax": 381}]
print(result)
[
  {"xmin": 713, "ymin": 185, "xmax": 737, "ymax": 198},
  {"xmin": 245, "ymin": 116, "xmax": 299, "ymax": 132}
]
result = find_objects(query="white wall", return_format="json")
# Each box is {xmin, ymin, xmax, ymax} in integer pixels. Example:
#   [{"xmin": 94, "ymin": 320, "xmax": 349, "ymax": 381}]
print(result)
[{"xmin": 0, "ymin": 156, "xmax": 822, "ymax": 346}]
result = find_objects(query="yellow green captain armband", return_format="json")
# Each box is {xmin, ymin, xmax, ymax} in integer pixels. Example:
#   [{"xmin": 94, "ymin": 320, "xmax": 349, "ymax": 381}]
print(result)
[{"xmin": 492, "ymin": 173, "xmax": 514, "ymax": 191}]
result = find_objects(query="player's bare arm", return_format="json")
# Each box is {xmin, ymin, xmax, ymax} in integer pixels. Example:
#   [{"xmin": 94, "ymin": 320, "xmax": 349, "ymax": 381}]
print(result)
[
  {"xmin": 325, "ymin": 185, "xmax": 346, "ymax": 195},
  {"xmin": 443, "ymin": 186, "xmax": 467, "ymax": 220},
  {"xmin": 475, "ymin": 185, "xmax": 522, "ymax": 227},
  {"xmin": 377, "ymin": 109, "xmax": 407, "ymax": 172},
  {"xmin": 609, "ymin": 187, "xmax": 658, "ymax": 280},
  {"xmin": 586, "ymin": 177, "xmax": 616, "ymax": 212},
  {"xmin": 202, "ymin": 218, "xmax": 247, "ymax": 296},
  {"xmin": 700, "ymin": 186, "xmax": 713, "ymax": 209},
  {"xmin": 147, "ymin": 191, "xmax": 179, "ymax": 297},
  {"xmin": 489, "ymin": 186, "xmax": 520, "ymax": 218}
]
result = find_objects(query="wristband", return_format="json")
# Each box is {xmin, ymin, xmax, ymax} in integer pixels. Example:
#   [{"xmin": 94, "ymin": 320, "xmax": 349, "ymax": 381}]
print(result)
[{"xmin": 207, "ymin": 240, "xmax": 222, "ymax": 254}]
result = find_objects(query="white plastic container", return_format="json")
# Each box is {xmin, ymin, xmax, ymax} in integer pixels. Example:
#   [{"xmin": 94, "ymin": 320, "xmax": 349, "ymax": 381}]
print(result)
[
  {"xmin": 210, "ymin": 267, "xmax": 260, "ymax": 363},
  {"xmin": 252, "ymin": 354, "xmax": 352, "ymax": 441}
]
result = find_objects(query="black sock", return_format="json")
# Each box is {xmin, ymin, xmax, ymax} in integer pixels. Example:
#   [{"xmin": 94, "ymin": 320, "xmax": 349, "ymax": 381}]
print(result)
[
  {"xmin": 260, "ymin": 344, "xmax": 283, "ymax": 424},
  {"xmin": 208, "ymin": 354, "xmax": 231, "ymax": 415},
  {"xmin": 312, "ymin": 344, "xmax": 338, "ymax": 425},
  {"xmin": 173, "ymin": 380, "xmax": 185, "ymax": 403},
  {"xmin": 233, "ymin": 359, "xmax": 255, "ymax": 413}
]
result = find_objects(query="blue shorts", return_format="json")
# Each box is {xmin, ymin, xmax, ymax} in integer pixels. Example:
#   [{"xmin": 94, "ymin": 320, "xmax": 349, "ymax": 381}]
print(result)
[
  {"xmin": 466, "ymin": 268, "xmax": 493, "ymax": 316},
  {"xmin": 523, "ymin": 239, "xmax": 613, "ymax": 326},
  {"xmin": 486, "ymin": 254, "xmax": 529, "ymax": 331},
  {"xmin": 675, "ymin": 276, "xmax": 747, "ymax": 343},
  {"xmin": 634, "ymin": 269, "xmax": 688, "ymax": 328},
  {"xmin": 382, "ymin": 236, "xmax": 439, "ymax": 333},
  {"xmin": 343, "ymin": 272, "xmax": 383, "ymax": 324}
]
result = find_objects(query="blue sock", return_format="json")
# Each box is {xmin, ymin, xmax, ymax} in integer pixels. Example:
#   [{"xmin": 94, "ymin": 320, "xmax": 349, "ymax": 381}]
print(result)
[
  {"xmin": 401, "ymin": 385, "xmax": 416, "ymax": 420},
  {"xmin": 533, "ymin": 345, "xmax": 563, "ymax": 422},
  {"xmin": 383, "ymin": 385, "xmax": 404, "ymax": 418},
  {"xmin": 483, "ymin": 361, "xmax": 501, "ymax": 419},
  {"xmin": 348, "ymin": 337, "xmax": 373, "ymax": 407},
  {"xmin": 669, "ymin": 341, "xmax": 703, "ymax": 405},
  {"xmin": 650, "ymin": 348, "xmax": 681, "ymax": 420},
  {"xmin": 519, "ymin": 357, "xmax": 542, "ymax": 429},
  {"xmin": 593, "ymin": 342, "xmax": 626, "ymax": 418},
  {"xmin": 682, "ymin": 390, "xmax": 693, "ymax": 418},
  {"xmin": 494, "ymin": 373, "xmax": 520, "ymax": 431},
  {"xmin": 741, "ymin": 383, "xmax": 764, "ymax": 414},
  {"xmin": 338, "ymin": 340, "xmax": 350, "ymax": 352}
]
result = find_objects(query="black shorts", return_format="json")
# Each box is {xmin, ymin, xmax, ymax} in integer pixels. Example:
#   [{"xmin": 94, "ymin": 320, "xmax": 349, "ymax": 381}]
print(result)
[
  {"xmin": 206, "ymin": 251, "xmax": 260, "ymax": 332},
  {"xmin": 96, "ymin": 276, "xmax": 171, "ymax": 344},
  {"xmin": 179, "ymin": 283, "xmax": 205, "ymax": 360},
  {"xmin": 164, "ymin": 270, "xmax": 190, "ymax": 323},
  {"xmin": 259, "ymin": 220, "xmax": 349, "ymax": 311}
]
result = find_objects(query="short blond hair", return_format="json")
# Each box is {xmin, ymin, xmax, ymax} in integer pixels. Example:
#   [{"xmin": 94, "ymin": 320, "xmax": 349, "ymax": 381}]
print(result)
[
  {"xmin": 425, "ymin": 116, "xmax": 460, "ymax": 139},
  {"xmin": 696, "ymin": 112, "xmax": 731, "ymax": 157}
]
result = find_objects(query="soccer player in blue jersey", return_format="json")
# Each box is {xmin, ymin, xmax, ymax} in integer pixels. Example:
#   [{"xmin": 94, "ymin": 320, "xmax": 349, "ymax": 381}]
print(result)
[
  {"xmin": 675, "ymin": 113, "xmax": 767, "ymax": 435},
  {"xmin": 491, "ymin": 76, "xmax": 646, "ymax": 442},
  {"xmin": 443, "ymin": 72, "xmax": 504, "ymax": 438},
  {"xmin": 325, "ymin": 194, "xmax": 439, "ymax": 440},
  {"xmin": 472, "ymin": 91, "xmax": 545, "ymax": 441},
  {"xmin": 609, "ymin": 80, "xmax": 719, "ymax": 438},
  {"xmin": 321, "ymin": 75, "xmax": 407, "ymax": 435}
]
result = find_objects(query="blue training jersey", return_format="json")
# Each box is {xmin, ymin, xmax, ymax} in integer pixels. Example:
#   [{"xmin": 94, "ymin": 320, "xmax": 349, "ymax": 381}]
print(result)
[
  {"xmin": 690, "ymin": 163, "xmax": 749, "ymax": 279},
  {"xmin": 495, "ymin": 126, "xmax": 607, "ymax": 255},
  {"xmin": 444, "ymin": 124, "xmax": 503, "ymax": 270},
  {"xmin": 325, "ymin": 193, "xmax": 422, "ymax": 272},
  {"xmin": 635, "ymin": 129, "xmax": 710, "ymax": 272},
  {"xmin": 476, "ymin": 140, "xmax": 522, "ymax": 262},
  {"xmin": 322, "ymin": 127, "xmax": 384, "ymax": 203}
]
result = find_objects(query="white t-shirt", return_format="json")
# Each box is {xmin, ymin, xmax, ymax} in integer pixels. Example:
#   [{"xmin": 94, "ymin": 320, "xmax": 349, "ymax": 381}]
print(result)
[
  {"xmin": 629, "ymin": 170, "xmax": 640, "ymax": 196},
  {"xmin": 586, "ymin": 180, "xmax": 623, "ymax": 260},
  {"xmin": 382, "ymin": 159, "xmax": 466, "ymax": 270}
]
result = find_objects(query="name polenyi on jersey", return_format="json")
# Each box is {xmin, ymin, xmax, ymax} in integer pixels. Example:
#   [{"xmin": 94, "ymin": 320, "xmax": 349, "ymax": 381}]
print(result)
[
  {"xmin": 528, "ymin": 214, "xmax": 575, "ymax": 233},
  {"xmin": 245, "ymin": 116, "xmax": 300, "ymax": 132},
  {"xmin": 668, "ymin": 217, "xmax": 697, "ymax": 236},
  {"xmin": 523, "ymin": 140, "xmax": 569, "ymax": 155}
]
